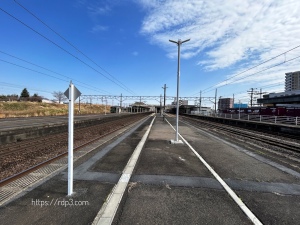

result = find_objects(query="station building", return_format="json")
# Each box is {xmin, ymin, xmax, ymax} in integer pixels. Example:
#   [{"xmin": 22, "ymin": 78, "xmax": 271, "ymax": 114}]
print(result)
[
  {"xmin": 257, "ymin": 90, "xmax": 300, "ymax": 106},
  {"xmin": 169, "ymin": 105, "xmax": 212, "ymax": 115},
  {"xmin": 257, "ymin": 71, "xmax": 300, "ymax": 107}
]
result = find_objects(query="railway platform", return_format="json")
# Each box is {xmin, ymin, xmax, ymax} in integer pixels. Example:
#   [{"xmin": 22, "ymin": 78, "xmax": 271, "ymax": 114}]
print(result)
[
  {"xmin": 1, "ymin": 114, "xmax": 300, "ymax": 224},
  {"xmin": 0, "ymin": 113, "xmax": 131, "ymax": 145},
  {"xmin": 187, "ymin": 113, "xmax": 300, "ymax": 135}
]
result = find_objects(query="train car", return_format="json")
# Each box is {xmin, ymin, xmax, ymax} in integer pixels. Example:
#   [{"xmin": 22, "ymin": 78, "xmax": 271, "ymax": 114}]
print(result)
[
  {"xmin": 221, "ymin": 109, "xmax": 228, "ymax": 114},
  {"xmin": 223, "ymin": 106, "xmax": 300, "ymax": 117},
  {"xmin": 253, "ymin": 107, "xmax": 286, "ymax": 116},
  {"xmin": 261, "ymin": 107, "xmax": 278, "ymax": 116},
  {"xmin": 286, "ymin": 107, "xmax": 300, "ymax": 117},
  {"xmin": 277, "ymin": 107, "xmax": 287, "ymax": 116},
  {"xmin": 110, "ymin": 107, "xmax": 116, "ymax": 113},
  {"xmin": 295, "ymin": 108, "xmax": 300, "ymax": 117},
  {"xmin": 259, "ymin": 107, "xmax": 271, "ymax": 115}
]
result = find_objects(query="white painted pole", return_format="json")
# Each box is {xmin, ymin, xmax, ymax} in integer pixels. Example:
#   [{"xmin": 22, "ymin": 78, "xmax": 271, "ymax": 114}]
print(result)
[
  {"xmin": 175, "ymin": 42, "xmax": 180, "ymax": 142},
  {"xmin": 68, "ymin": 82, "xmax": 74, "ymax": 196},
  {"xmin": 169, "ymin": 38, "xmax": 190, "ymax": 143}
]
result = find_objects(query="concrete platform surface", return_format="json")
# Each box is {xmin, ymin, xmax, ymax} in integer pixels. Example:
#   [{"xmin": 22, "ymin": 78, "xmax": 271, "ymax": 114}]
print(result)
[{"xmin": 1, "ymin": 114, "xmax": 300, "ymax": 225}]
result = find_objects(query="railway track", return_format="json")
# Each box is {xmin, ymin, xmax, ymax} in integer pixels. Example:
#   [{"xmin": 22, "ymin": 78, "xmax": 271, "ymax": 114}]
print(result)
[
  {"xmin": 0, "ymin": 118, "xmax": 127, "ymax": 158},
  {"xmin": 0, "ymin": 113, "xmax": 150, "ymax": 184},
  {"xmin": 180, "ymin": 115, "xmax": 300, "ymax": 156}
]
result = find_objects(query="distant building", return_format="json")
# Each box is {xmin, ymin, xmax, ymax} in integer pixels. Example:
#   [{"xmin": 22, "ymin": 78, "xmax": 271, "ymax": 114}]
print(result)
[
  {"xmin": 171, "ymin": 98, "xmax": 188, "ymax": 106},
  {"xmin": 285, "ymin": 71, "xmax": 300, "ymax": 91},
  {"xmin": 218, "ymin": 98, "xmax": 233, "ymax": 110},
  {"xmin": 42, "ymin": 99, "xmax": 52, "ymax": 103},
  {"xmin": 177, "ymin": 105, "xmax": 212, "ymax": 115},
  {"xmin": 110, "ymin": 106, "xmax": 122, "ymax": 113},
  {"xmin": 191, "ymin": 106, "xmax": 212, "ymax": 116}
]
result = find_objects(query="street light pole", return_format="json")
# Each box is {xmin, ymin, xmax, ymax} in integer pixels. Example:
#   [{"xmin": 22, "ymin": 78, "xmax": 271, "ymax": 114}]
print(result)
[{"xmin": 169, "ymin": 38, "xmax": 190, "ymax": 142}]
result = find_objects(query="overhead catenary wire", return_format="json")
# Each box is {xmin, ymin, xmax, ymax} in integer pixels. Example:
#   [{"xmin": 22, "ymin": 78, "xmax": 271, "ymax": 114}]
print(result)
[
  {"xmin": 202, "ymin": 45, "xmax": 300, "ymax": 93},
  {"xmin": 201, "ymin": 54, "xmax": 300, "ymax": 95},
  {"xmin": 223, "ymin": 55, "xmax": 300, "ymax": 86},
  {"xmin": 0, "ymin": 6, "xmax": 135, "ymax": 95},
  {"xmin": 0, "ymin": 58, "xmax": 111, "ymax": 94},
  {"xmin": 0, "ymin": 50, "xmax": 111, "ymax": 94},
  {"xmin": 190, "ymin": 44, "xmax": 300, "ymax": 97},
  {"xmin": 0, "ymin": 81, "xmax": 53, "ymax": 95},
  {"xmin": 219, "ymin": 82, "xmax": 284, "ymax": 99},
  {"xmin": 13, "ymin": 0, "xmax": 136, "ymax": 96}
]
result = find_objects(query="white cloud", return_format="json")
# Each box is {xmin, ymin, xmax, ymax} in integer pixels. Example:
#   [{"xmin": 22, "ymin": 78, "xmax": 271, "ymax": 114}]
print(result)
[
  {"xmin": 136, "ymin": 0, "xmax": 300, "ymax": 94},
  {"xmin": 86, "ymin": 0, "xmax": 119, "ymax": 16},
  {"xmin": 134, "ymin": 0, "xmax": 162, "ymax": 9},
  {"xmin": 137, "ymin": 0, "xmax": 300, "ymax": 72},
  {"xmin": 88, "ymin": 4, "xmax": 111, "ymax": 16},
  {"xmin": 90, "ymin": 25, "xmax": 108, "ymax": 33}
]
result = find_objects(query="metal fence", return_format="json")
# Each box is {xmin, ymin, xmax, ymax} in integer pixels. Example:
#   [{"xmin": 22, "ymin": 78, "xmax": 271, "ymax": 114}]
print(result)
[{"xmin": 194, "ymin": 112, "xmax": 299, "ymax": 126}]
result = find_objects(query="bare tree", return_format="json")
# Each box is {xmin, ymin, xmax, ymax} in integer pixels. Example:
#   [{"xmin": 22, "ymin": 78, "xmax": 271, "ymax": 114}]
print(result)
[{"xmin": 52, "ymin": 91, "xmax": 67, "ymax": 103}]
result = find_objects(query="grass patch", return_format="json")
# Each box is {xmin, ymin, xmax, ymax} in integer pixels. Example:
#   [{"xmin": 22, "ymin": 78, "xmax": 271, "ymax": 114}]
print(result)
[{"xmin": 0, "ymin": 102, "xmax": 111, "ymax": 118}]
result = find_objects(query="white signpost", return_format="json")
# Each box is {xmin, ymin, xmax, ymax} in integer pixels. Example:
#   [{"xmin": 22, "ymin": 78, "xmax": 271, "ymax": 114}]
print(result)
[{"xmin": 64, "ymin": 82, "xmax": 81, "ymax": 196}]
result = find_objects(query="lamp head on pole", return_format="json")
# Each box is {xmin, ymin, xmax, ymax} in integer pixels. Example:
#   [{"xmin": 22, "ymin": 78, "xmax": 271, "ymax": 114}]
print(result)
[
  {"xmin": 181, "ymin": 38, "xmax": 190, "ymax": 44},
  {"xmin": 169, "ymin": 39, "xmax": 178, "ymax": 45},
  {"xmin": 169, "ymin": 39, "xmax": 190, "ymax": 45}
]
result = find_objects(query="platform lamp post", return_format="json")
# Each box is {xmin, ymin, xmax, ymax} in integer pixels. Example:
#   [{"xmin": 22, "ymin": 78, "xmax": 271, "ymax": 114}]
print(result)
[{"xmin": 169, "ymin": 38, "xmax": 190, "ymax": 143}]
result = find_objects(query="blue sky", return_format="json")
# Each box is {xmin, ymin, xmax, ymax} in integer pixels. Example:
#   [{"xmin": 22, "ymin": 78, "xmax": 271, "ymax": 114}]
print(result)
[{"xmin": 1, "ymin": 0, "xmax": 300, "ymax": 107}]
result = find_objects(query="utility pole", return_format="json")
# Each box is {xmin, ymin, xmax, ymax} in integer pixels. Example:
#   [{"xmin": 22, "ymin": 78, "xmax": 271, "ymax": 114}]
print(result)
[
  {"xmin": 140, "ymin": 96, "xmax": 142, "ymax": 113},
  {"xmin": 239, "ymin": 100, "xmax": 241, "ymax": 119},
  {"xmin": 79, "ymin": 96, "xmax": 81, "ymax": 114},
  {"xmin": 247, "ymin": 88, "xmax": 256, "ymax": 107},
  {"xmin": 120, "ymin": 93, "xmax": 122, "ymax": 113},
  {"xmin": 255, "ymin": 88, "xmax": 267, "ymax": 106},
  {"xmin": 160, "ymin": 94, "xmax": 162, "ymax": 116},
  {"xmin": 250, "ymin": 88, "xmax": 254, "ymax": 107},
  {"xmin": 105, "ymin": 97, "xmax": 107, "ymax": 115},
  {"xmin": 215, "ymin": 88, "xmax": 217, "ymax": 116},
  {"xmin": 162, "ymin": 84, "xmax": 168, "ymax": 113},
  {"xmin": 258, "ymin": 88, "xmax": 262, "ymax": 107},
  {"xmin": 199, "ymin": 90, "xmax": 202, "ymax": 115}
]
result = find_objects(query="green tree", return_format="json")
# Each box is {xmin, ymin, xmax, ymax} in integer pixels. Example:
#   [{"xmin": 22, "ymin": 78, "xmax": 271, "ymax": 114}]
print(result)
[
  {"xmin": 20, "ymin": 88, "xmax": 30, "ymax": 98},
  {"xmin": 30, "ymin": 93, "xmax": 42, "ymax": 102}
]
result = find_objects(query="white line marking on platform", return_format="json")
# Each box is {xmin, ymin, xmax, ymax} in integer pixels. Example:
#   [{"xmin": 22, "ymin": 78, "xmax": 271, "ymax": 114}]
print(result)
[
  {"xmin": 165, "ymin": 118, "xmax": 263, "ymax": 225},
  {"xmin": 93, "ymin": 115, "xmax": 156, "ymax": 225}
]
